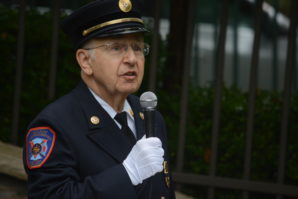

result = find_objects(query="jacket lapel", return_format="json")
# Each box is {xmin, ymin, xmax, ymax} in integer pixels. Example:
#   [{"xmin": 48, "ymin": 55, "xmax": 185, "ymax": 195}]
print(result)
[{"xmin": 72, "ymin": 82, "xmax": 133, "ymax": 163}]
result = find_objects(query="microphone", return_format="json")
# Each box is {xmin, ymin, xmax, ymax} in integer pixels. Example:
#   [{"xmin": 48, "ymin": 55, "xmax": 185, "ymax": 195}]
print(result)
[{"xmin": 140, "ymin": 91, "xmax": 158, "ymax": 137}]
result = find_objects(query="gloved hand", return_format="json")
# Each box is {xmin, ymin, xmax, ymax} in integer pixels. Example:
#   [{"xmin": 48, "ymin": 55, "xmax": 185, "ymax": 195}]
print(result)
[{"xmin": 123, "ymin": 136, "xmax": 164, "ymax": 185}]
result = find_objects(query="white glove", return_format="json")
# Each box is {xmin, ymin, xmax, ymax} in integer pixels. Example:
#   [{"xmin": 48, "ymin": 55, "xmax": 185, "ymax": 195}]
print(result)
[{"xmin": 123, "ymin": 136, "xmax": 164, "ymax": 185}]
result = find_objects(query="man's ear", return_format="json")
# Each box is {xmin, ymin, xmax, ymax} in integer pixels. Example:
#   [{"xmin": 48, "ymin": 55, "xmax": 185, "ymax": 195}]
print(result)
[{"xmin": 76, "ymin": 49, "xmax": 93, "ymax": 75}]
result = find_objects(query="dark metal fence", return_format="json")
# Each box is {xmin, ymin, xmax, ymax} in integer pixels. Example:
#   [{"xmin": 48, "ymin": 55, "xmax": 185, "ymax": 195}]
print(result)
[
  {"xmin": 172, "ymin": 0, "xmax": 298, "ymax": 199},
  {"xmin": 7, "ymin": 0, "xmax": 298, "ymax": 198}
]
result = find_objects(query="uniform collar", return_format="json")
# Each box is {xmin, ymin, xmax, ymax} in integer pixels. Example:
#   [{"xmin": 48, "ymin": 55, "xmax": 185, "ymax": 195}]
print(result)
[
  {"xmin": 88, "ymin": 88, "xmax": 134, "ymax": 121},
  {"xmin": 73, "ymin": 82, "xmax": 137, "ymax": 162}
]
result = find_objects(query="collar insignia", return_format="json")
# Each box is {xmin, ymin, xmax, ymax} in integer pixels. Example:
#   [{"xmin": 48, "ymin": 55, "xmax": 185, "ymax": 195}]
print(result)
[
  {"xmin": 139, "ymin": 112, "xmax": 144, "ymax": 120},
  {"xmin": 129, "ymin": 109, "xmax": 134, "ymax": 117}
]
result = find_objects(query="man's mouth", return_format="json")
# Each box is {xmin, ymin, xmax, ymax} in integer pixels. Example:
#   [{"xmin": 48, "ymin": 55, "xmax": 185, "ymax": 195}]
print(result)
[
  {"xmin": 123, "ymin": 71, "xmax": 137, "ymax": 76},
  {"xmin": 121, "ymin": 71, "xmax": 137, "ymax": 80}
]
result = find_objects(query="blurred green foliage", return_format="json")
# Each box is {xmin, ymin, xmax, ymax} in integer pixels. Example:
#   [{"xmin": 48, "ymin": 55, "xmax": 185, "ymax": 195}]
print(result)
[
  {"xmin": 159, "ymin": 86, "xmax": 298, "ymax": 198},
  {"xmin": 0, "ymin": 6, "xmax": 79, "ymax": 143},
  {"xmin": 0, "ymin": 5, "xmax": 297, "ymax": 199}
]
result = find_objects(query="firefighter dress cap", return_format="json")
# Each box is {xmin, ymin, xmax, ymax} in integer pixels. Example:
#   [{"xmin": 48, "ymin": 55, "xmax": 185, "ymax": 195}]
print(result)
[{"xmin": 61, "ymin": 0, "xmax": 148, "ymax": 49}]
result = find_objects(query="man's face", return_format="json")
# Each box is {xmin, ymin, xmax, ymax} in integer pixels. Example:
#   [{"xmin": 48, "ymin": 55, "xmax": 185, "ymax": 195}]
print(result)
[{"xmin": 83, "ymin": 33, "xmax": 146, "ymax": 98}]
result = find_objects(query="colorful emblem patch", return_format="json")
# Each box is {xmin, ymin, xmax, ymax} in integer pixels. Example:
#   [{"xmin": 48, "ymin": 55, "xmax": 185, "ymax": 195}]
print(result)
[{"xmin": 26, "ymin": 127, "xmax": 56, "ymax": 169}]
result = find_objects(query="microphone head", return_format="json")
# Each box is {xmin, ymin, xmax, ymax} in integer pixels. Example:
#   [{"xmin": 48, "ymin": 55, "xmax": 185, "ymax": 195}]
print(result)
[{"xmin": 140, "ymin": 91, "xmax": 158, "ymax": 110}]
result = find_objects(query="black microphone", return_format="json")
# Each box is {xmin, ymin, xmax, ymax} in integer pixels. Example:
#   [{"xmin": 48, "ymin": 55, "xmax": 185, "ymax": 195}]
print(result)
[{"xmin": 140, "ymin": 91, "xmax": 158, "ymax": 137}]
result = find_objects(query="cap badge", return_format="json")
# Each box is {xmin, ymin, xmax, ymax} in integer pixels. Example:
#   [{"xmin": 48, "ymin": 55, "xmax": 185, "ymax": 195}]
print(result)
[
  {"xmin": 119, "ymin": 0, "xmax": 132, "ymax": 13},
  {"xmin": 90, "ymin": 116, "xmax": 100, "ymax": 125}
]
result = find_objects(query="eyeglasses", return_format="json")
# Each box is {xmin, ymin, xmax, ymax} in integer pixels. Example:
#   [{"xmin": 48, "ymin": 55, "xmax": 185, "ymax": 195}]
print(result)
[{"xmin": 84, "ymin": 42, "xmax": 150, "ymax": 56}]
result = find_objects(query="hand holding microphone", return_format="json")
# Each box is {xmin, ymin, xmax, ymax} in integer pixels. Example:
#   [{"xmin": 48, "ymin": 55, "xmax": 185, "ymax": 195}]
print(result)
[
  {"xmin": 123, "ymin": 136, "xmax": 164, "ymax": 185},
  {"xmin": 123, "ymin": 91, "xmax": 163, "ymax": 185}
]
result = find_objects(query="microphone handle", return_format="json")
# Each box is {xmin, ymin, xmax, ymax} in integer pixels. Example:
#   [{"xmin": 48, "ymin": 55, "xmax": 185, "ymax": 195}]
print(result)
[{"xmin": 144, "ymin": 110, "xmax": 155, "ymax": 137}]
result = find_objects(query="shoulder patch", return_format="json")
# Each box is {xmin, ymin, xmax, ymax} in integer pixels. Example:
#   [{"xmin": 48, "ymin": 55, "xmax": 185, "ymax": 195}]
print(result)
[{"xmin": 26, "ymin": 127, "xmax": 56, "ymax": 169}]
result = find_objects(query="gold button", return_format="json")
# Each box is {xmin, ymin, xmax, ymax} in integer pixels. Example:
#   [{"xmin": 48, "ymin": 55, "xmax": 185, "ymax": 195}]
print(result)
[
  {"xmin": 165, "ymin": 176, "xmax": 170, "ymax": 188},
  {"xmin": 163, "ymin": 161, "xmax": 169, "ymax": 174},
  {"xmin": 90, "ymin": 116, "xmax": 100, "ymax": 125}
]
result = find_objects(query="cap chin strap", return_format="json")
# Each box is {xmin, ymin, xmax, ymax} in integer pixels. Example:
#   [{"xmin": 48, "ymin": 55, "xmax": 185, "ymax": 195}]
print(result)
[{"xmin": 82, "ymin": 17, "xmax": 144, "ymax": 36}]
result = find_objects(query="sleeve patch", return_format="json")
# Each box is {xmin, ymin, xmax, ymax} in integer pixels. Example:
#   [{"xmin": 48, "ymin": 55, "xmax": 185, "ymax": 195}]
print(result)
[{"xmin": 26, "ymin": 127, "xmax": 56, "ymax": 169}]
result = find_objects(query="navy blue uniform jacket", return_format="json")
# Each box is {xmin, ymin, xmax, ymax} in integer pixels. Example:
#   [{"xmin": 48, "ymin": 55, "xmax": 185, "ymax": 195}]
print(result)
[{"xmin": 23, "ymin": 82, "xmax": 175, "ymax": 199}]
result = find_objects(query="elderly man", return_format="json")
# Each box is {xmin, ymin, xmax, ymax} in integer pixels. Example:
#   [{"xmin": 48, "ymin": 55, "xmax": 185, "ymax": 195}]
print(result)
[{"xmin": 23, "ymin": 0, "xmax": 175, "ymax": 198}]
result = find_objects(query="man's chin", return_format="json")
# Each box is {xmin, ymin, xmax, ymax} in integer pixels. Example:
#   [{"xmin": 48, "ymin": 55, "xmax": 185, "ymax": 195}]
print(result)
[{"xmin": 120, "ymin": 85, "xmax": 140, "ymax": 95}]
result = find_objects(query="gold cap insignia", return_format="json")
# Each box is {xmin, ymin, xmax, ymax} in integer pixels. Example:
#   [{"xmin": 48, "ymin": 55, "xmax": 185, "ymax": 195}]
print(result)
[
  {"xmin": 90, "ymin": 116, "xmax": 100, "ymax": 125},
  {"xmin": 119, "ymin": 0, "xmax": 132, "ymax": 13},
  {"xmin": 139, "ymin": 112, "xmax": 144, "ymax": 120}
]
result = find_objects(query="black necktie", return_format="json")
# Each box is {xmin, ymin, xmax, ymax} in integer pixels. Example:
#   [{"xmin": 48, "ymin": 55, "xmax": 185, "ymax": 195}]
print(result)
[{"xmin": 114, "ymin": 112, "xmax": 136, "ymax": 146}]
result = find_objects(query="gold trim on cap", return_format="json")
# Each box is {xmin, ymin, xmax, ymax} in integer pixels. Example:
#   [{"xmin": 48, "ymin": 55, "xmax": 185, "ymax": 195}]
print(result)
[
  {"xmin": 82, "ymin": 17, "xmax": 144, "ymax": 36},
  {"xmin": 119, "ymin": 0, "xmax": 132, "ymax": 12}
]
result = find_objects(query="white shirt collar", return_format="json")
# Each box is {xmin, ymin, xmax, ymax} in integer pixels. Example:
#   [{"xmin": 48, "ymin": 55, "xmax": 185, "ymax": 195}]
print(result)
[
  {"xmin": 88, "ymin": 88, "xmax": 137, "ymax": 137},
  {"xmin": 88, "ymin": 88, "xmax": 134, "ymax": 120}
]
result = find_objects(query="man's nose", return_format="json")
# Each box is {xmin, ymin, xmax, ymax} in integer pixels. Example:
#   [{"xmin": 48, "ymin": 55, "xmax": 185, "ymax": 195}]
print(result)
[{"xmin": 123, "ymin": 45, "xmax": 138, "ymax": 63}]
